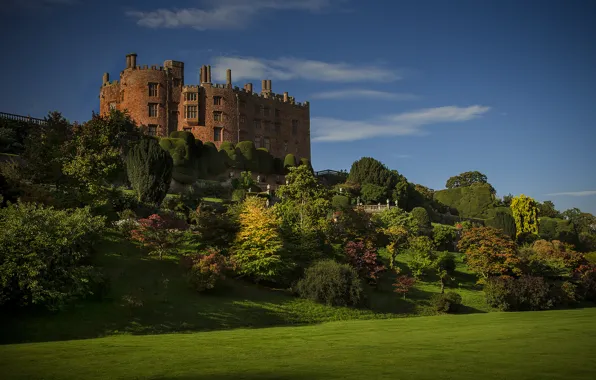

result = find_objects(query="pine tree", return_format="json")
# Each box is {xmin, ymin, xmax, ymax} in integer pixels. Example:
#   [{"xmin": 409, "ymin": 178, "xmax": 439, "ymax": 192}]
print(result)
[{"xmin": 126, "ymin": 137, "xmax": 173, "ymax": 204}]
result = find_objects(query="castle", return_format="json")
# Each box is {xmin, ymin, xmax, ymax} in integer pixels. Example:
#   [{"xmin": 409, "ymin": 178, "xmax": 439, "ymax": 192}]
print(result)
[{"xmin": 99, "ymin": 53, "xmax": 311, "ymax": 160}]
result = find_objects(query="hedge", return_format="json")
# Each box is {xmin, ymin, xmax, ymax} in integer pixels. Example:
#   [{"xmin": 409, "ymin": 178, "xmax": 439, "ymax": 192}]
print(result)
[
  {"xmin": 284, "ymin": 153, "xmax": 297, "ymax": 171},
  {"xmin": 433, "ymin": 183, "xmax": 496, "ymax": 219},
  {"xmin": 159, "ymin": 137, "xmax": 199, "ymax": 185},
  {"xmin": 236, "ymin": 141, "xmax": 258, "ymax": 171},
  {"xmin": 485, "ymin": 209, "xmax": 517, "ymax": 238}
]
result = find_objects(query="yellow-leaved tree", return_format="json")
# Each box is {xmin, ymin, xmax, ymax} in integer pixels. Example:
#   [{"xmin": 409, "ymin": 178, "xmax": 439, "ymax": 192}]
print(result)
[
  {"xmin": 231, "ymin": 196, "xmax": 285, "ymax": 283},
  {"xmin": 510, "ymin": 194, "xmax": 539, "ymax": 238}
]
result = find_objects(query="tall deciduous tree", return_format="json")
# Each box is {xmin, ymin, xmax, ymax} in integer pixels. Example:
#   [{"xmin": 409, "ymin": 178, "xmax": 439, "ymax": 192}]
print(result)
[
  {"xmin": 538, "ymin": 200, "xmax": 560, "ymax": 218},
  {"xmin": 511, "ymin": 194, "xmax": 540, "ymax": 239},
  {"xmin": 126, "ymin": 137, "xmax": 173, "ymax": 204},
  {"xmin": 445, "ymin": 171, "xmax": 488, "ymax": 189},
  {"xmin": 232, "ymin": 197, "xmax": 285, "ymax": 283}
]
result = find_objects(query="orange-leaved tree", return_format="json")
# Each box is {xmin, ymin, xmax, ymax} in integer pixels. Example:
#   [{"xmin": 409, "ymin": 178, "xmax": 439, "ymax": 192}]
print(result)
[
  {"xmin": 231, "ymin": 196, "xmax": 286, "ymax": 283},
  {"xmin": 457, "ymin": 226, "xmax": 521, "ymax": 283}
]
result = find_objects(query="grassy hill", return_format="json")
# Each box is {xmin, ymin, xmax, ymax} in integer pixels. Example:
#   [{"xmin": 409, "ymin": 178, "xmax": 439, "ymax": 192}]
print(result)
[
  {"xmin": 0, "ymin": 231, "xmax": 488, "ymax": 345},
  {"xmin": 1, "ymin": 308, "xmax": 595, "ymax": 379}
]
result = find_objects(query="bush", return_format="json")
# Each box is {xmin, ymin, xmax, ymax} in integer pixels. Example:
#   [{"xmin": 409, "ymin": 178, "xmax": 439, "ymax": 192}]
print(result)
[
  {"xmin": 283, "ymin": 153, "xmax": 297, "ymax": 171},
  {"xmin": 182, "ymin": 248, "xmax": 227, "ymax": 292},
  {"xmin": 432, "ymin": 224, "xmax": 458, "ymax": 251},
  {"xmin": 126, "ymin": 137, "xmax": 173, "ymax": 205},
  {"xmin": 411, "ymin": 207, "xmax": 431, "ymax": 235},
  {"xmin": 0, "ymin": 202, "xmax": 106, "ymax": 310},
  {"xmin": 160, "ymin": 135, "xmax": 201, "ymax": 185},
  {"xmin": 484, "ymin": 275, "xmax": 554, "ymax": 311},
  {"xmin": 344, "ymin": 241, "xmax": 385, "ymax": 285},
  {"xmin": 406, "ymin": 236, "xmax": 435, "ymax": 278},
  {"xmin": 431, "ymin": 291, "xmax": 462, "ymax": 313},
  {"xmin": 360, "ymin": 183, "xmax": 387, "ymax": 204},
  {"xmin": 236, "ymin": 141, "xmax": 258, "ymax": 171},
  {"xmin": 256, "ymin": 148, "xmax": 273, "ymax": 174},
  {"xmin": 332, "ymin": 195, "xmax": 350, "ymax": 210},
  {"xmin": 191, "ymin": 206, "xmax": 239, "ymax": 249},
  {"xmin": 539, "ymin": 217, "xmax": 578, "ymax": 245},
  {"xmin": 485, "ymin": 209, "xmax": 517, "ymax": 239},
  {"xmin": 131, "ymin": 214, "xmax": 186, "ymax": 259},
  {"xmin": 296, "ymin": 259, "xmax": 363, "ymax": 307},
  {"xmin": 433, "ymin": 183, "xmax": 496, "ymax": 218},
  {"xmin": 232, "ymin": 188, "xmax": 247, "ymax": 202}
]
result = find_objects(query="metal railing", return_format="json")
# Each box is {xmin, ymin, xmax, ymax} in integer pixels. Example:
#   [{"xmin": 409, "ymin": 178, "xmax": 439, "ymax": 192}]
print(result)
[{"xmin": 0, "ymin": 112, "xmax": 46, "ymax": 125}]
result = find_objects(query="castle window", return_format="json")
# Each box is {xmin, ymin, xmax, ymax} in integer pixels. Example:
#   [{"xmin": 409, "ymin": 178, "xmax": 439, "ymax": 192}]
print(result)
[
  {"xmin": 263, "ymin": 121, "xmax": 270, "ymax": 132},
  {"xmin": 240, "ymin": 115, "xmax": 246, "ymax": 124},
  {"xmin": 183, "ymin": 127, "xmax": 192, "ymax": 132},
  {"xmin": 264, "ymin": 137, "xmax": 271, "ymax": 151},
  {"xmin": 148, "ymin": 83, "xmax": 158, "ymax": 97},
  {"xmin": 185, "ymin": 92, "xmax": 197, "ymax": 101},
  {"xmin": 147, "ymin": 124, "xmax": 158, "ymax": 136},
  {"xmin": 254, "ymin": 136, "xmax": 262, "ymax": 149},
  {"xmin": 185, "ymin": 105, "xmax": 197, "ymax": 119},
  {"xmin": 292, "ymin": 120, "xmax": 299, "ymax": 135},
  {"xmin": 254, "ymin": 119, "xmax": 261, "ymax": 129},
  {"xmin": 149, "ymin": 103, "xmax": 158, "ymax": 117},
  {"xmin": 275, "ymin": 122, "xmax": 281, "ymax": 134},
  {"xmin": 275, "ymin": 109, "xmax": 280, "ymax": 118},
  {"xmin": 213, "ymin": 96, "xmax": 222, "ymax": 106},
  {"xmin": 255, "ymin": 104, "xmax": 261, "ymax": 113},
  {"xmin": 214, "ymin": 127, "xmax": 223, "ymax": 141},
  {"xmin": 213, "ymin": 111, "xmax": 223, "ymax": 121},
  {"xmin": 263, "ymin": 107, "xmax": 270, "ymax": 117},
  {"xmin": 109, "ymin": 102, "xmax": 116, "ymax": 111}
]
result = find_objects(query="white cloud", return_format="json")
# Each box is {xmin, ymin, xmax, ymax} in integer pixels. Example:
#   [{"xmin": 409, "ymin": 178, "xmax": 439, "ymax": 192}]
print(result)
[
  {"xmin": 211, "ymin": 56, "xmax": 400, "ymax": 83},
  {"xmin": 311, "ymin": 89, "xmax": 419, "ymax": 100},
  {"xmin": 546, "ymin": 191, "xmax": 596, "ymax": 197},
  {"xmin": 311, "ymin": 105, "xmax": 491, "ymax": 142},
  {"xmin": 127, "ymin": 0, "xmax": 339, "ymax": 31}
]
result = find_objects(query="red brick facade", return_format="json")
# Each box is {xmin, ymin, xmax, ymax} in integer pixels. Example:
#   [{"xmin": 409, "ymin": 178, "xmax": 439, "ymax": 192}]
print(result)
[{"xmin": 99, "ymin": 54, "xmax": 311, "ymax": 160}]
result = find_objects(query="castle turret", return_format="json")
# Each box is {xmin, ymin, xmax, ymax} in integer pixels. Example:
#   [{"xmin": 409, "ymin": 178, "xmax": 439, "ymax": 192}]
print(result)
[
  {"xmin": 226, "ymin": 69, "xmax": 232, "ymax": 88},
  {"xmin": 283, "ymin": 92, "xmax": 289, "ymax": 102},
  {"xmin": 126, "ymin": 53, "xmax": 137, "ymax": 69},
  {"xmin": 102, "ymin": 72, "xmax": 109, "ymax": 85}
]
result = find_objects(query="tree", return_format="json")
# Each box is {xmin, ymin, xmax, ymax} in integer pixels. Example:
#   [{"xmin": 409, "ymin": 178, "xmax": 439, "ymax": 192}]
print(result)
[
  {"xmin": 411, "ymin": 207, "xmax": 431, "ymax": 235},
  {"xmin": 344, "ymin": 241, "xmax": 385, "ymax": 285},
  {"xmin": 131, "ymin": 214, "xmax": 186, "ymax": 260},
  {"xmin": 126, "ymin": 138, "xmax": 173, "ymax": 204},
  {"xmin": 457, "ymin": 227, "xmax": 521, "ymax": 282},
  {"xmin": 407, "ymin": 235, "xmax": 435, "ymax": 278},
  {"xmin": 511, "ymin": 194, "xmax": 540, "ymax": 239},
  {"xmin": 393, "ymin": 275, "xmax": 416, "ymax": 300},
  {"xmin": 360, "ymin": 183, "xmax": 387, "ymax": 204},
  {"xmin": 348, "ymin": 157, "xmax": 398, "ymax": 190},
  {"xmin": 538, "ymin": 200, "xmax": 560, "ymax": 218},
  {"xmin": 445, "ymin": 171, "xmax": 488, "ymax": 189},
  {"xmin": 502, "ymin": 193, "xmax": 514, "ymax": 207},
  {"xmin": 62, "ymin": 110, "xmax": 142, "ymax": 199},
  {"xmin": 433, "ymin": 252, "xmax": 456, "ymax": 293},
  {"xmin": 231, "ymin": 197, "xmax": 286, "ymax": 283},
  {"xmin": 485, "ymin": 209, "xmax": 517, "ymax": 239}
]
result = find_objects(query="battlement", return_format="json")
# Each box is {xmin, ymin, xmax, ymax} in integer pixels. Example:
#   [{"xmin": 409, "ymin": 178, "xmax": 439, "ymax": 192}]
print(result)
[
  {"xmin": 134, "ymin": 65, "xmax": 164, "ymax": 71},
  {"xmin": 102, "ymin": 80, "xmax": 120, "ymax": 87},
  {"xmin": 182, "ymin": 85, "xmax": 200, "ymax": 90}
]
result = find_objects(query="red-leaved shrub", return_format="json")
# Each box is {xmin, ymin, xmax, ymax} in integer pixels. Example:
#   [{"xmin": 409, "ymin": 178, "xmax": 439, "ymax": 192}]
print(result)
[
  {"xmin": 344, "ymin": 241, "xmax": 385, "ymax": 285},
  {"xmin": 182, "ymin": 248, "xmax": 228, "ymax": 292}
]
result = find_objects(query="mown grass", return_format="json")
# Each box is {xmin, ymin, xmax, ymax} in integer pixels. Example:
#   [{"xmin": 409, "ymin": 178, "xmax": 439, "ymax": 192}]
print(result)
[
  {"xmin": 0, "ymin": 232, "xmax": 488, "ymax": 345},
  {"xmin": 1, "ymin": 308, "xmax": 595, "ymax": 379}
]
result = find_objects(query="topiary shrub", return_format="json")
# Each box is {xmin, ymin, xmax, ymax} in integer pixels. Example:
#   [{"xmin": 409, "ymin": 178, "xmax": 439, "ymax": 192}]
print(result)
[
  {"xmin": 433, "ymin": 183, "xmax": 496, "ymax": 218},
  {"xmin": 283, "ymin": 153, "xmax": 296, "ymax": 172},
  {"xmin": 484, "ymin": 275, "xmax": 554, "ymax": 311},
  {"xmin": 256, "ymin": 148, "xmax": 273, "ymax": 174},
  {"xmin": 236, "ymin": 141, "xmax": 258, "ymax": 171},
  {"xmin": 411, "ymin": 207, "xmax": 431, "ymax": 235},
  {"xmin": 160, "ymin": 135, "xmax": 200, "ymax": 185},
  {"xmin": 431, "ymin": 291, "xmax": 462, "ymax": 313},
  {"xmin": 219, "ymin": 141, "xmax": 238, "ymax": 168},
  {"xmin": 273, "ymin": 157, "xmax": 284, "ymax": 175},
  {"xmin": 296, "ymin": 259, "xmax": 363, "ymax": 307},
  {"xmin": 201, "ymin": 142, "xmax": 226, "ymax": 176},
  {"xmin": 485, "ymin": 209, "xmax": 517, "ymax": 239},
  {"xmin": 126, "ymin": 137, "xmax": 173, "ymax": 205}
]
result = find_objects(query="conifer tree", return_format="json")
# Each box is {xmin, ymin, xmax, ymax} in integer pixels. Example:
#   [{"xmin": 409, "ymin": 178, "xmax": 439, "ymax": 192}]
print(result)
[{"xmin": 126, "ymin": 137, "xmax": 173, "ymax": 204}]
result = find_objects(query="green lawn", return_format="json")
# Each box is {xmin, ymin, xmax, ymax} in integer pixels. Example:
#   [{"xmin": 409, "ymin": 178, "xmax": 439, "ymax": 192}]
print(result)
[
  {"xmin": 1, "ymin": 308, "xmax": 595, "ymax": 379},
  {"xmin": 0, "ymin": 232, "xmax": 488, "ymax": 345}
]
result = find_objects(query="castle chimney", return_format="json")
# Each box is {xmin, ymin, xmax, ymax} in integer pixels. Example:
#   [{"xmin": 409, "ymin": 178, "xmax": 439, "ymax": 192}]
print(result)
[
  {"xmin": 207, "ymin": 65, "xmax": 212, "ymax": 83},
  {"xmin": 129, "ymin": 53, "xmax": 137, "ymax": 69},
  {"xmin": 283, "ymin": 92, "xmax": 289, "ymax": 102},
  {"xmin": 246, "ymin": 83, "xmax": 253, "ymax": 93},
  {"xmin": 261, "ymin": 80, "xmax": 267, "ymax": 93},
  {"xmin": 200, "ymin": 66, "xmax": 205, "ymax": 83},
  {"xmin": 103, "ymin": 73, "xmax": 109, "ymax": 85},
  {"xmin": 226, "ymin": 69, "xmax": 232, "ymax": 88},
  {"xmin": 267, "ymin": 80, "xmax": 272, "ymax": 91}
]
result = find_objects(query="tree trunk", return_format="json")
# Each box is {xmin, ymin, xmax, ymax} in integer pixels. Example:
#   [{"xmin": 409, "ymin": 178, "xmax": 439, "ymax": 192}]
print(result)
[{"xmin": 440, "ymin": 278, "xmax": 445, "ymax": 294}]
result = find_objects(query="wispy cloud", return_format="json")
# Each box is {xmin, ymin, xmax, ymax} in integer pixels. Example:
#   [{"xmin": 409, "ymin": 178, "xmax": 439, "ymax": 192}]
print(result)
[
  {"xmin": 311, "ymin": 89, "xmax": 419, "ymax": 100},
  {"xmin": 546, "ymin": 191, "xmax": 596, "ymax": 197},
  {"xmin": 127, "ymin": 0, "xmax": 340, "ymax": 31},
  {"xmin": 312, "ymin": 105, "xmax": 491, "ymax": 142},
  {"xmin": 211, "ymin": 56, "xmax": 401, "ymax": 83}
]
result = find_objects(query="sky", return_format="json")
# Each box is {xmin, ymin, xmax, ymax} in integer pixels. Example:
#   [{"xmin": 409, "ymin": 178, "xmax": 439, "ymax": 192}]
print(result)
[{"xmin": 0, "ymin": 0, "xmax": 595, "ymax": 214}]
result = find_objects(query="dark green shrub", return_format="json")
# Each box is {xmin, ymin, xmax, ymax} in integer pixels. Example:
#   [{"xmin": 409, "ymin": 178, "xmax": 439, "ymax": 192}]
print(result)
[
  {"xmin": 484, "ymin": 275, "xmax": 554, "ymax": 311},
  {"xmin": 431, "ymin": 291, "xmax": 462, "ymax": 313},
  {"xmin": 236, "ymin": 141, "xmax": 258, "ymax": 171},
  {"xmin": 433, "ymin": 183, "xmax": 496, "ymax": 218},
  {"xmin": 332, "ymin": 195, "xmax": 350, "ymax": 210},
  {"xmin": 126, "ymin": 137, "xmax": 173, "ymax": 205},
  {"xmin": 411, "ymin": 207, "xmax": 431, "ymax": 235},
  {"xmin": 256, "ymin": 148, "xmax": 273, "ymax": 174},
  {"xmin": 296, "ymin": 259, "xmax": 363, "ymax": 307},
  {"xmin": 232, "ymin": 189, "xmax": 247, "ymax": 202},
  {"xmin": 194, "ymin": 180, "xmax": 229, "ymax": 199},
  {"xmin": 202, "ymin": 142, "xmax": 226, "ymax": 176},
  {"xmin": 361, "ymin": 183, "xmax": 387, "ymax": 204},
  {"xmin": 432, "ymin": 224, "xmax": 458, "ymax": 251},
  {"xmin": 347, "ymin": 157, "xmax": 399, "ymax": 190},
  {"xmin": 273, "ymin": 157, "xmax": 284, "ymax": 175},
  {"xmin": 218, "ymin": 141, "xmax": 238, "ymax": 168},
  {"xmin": 283, "ymin": 153, "xmax": 296, "ymax": 171},
  {"xmin": 539, "ymin": 217, "xmax": 577, "ymax": 245},
  {"xmin": 486, "ymin": 209, "xmax": 517, "ymax": 238},
  {"xmin": 0, "ymin": 202, "xmax": 106, "ymax": 310},
  {"xmin": 160, "ymin": 136, "xmax": 199, "ymax": 185}
]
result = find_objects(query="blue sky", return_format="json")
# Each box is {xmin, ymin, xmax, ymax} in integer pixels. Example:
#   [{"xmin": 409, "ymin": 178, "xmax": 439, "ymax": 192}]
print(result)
[{"xmin": 1, "ymin": 0, "xmax": 595, "ymax": 214}]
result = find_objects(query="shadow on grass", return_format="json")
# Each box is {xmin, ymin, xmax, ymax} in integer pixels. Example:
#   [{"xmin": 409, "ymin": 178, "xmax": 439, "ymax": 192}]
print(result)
[{"xmin": 150, "ymin": 372, "xmax": 323, "ymax": 380}]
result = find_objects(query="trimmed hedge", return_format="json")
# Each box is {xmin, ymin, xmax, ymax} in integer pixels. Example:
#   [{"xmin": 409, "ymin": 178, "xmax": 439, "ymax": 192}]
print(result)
[
  {"xmin": 485, "ymin": 209, "xmax": 517, "ymax": 239},
  {"xmin": 433, "ymin": 183, "xmax": 496, "ymax": 218},
  {"xmin": 256, "ymin": 148, "xmax": 273, "ymax": 174},
  {"xmin": 159, "ymin": 136, "xmax": 199, "ymax": 185},
  {"xmin": 284, "ymin": 153, "xmax": 297, "ymax": 171},
  {"xmin": 236, "ymin": 141, "xmax": 258, "ymax": 171}
]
